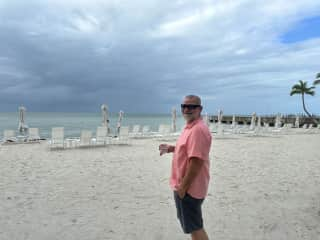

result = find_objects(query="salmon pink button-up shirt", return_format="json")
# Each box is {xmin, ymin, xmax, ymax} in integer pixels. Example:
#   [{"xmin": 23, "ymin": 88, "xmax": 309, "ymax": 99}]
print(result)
[{"xmin": 170, "ymin": 118, "xmax": 212, "ymax": 199}]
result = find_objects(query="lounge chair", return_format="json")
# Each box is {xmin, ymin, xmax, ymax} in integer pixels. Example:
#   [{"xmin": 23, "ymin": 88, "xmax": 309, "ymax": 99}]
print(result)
[
  {"xmin": 27, "ymin": 128, "xmax": 41, "ymax": 143},
  {"xmin": 78, "ymin": 130, "xmax": 93, "ymax": 148},
  {"xmin": 130, "ymin": 125, "xmax": 141, "ymax": 138},
  {"xmin": 208, "ymin": 123, "xmax": 222, "ymax": 135},
  {"xmin": 114, "ymin": 126, "xmax": 129, "ymax": 144},
  {"xmin": 153, "ymin": 124, "xmax": 173, "ymax": 140},
  {"xmin": 2, "ymin": 130, "xmax": 18, "ymax": 144},
  {"xmin": 159, "ymin": 124, "xmax": 171, "ymax": 135},
  {"xmin": 50, "ymin": 127, "xmax": 65, "ymax": 149},
  {"xmin": 142, "ymin": 125, "xmax": 151, "ymax": 137},
  {"xmin": 95, "ymin": 126, "xmax": 109, "ymax": 146}
]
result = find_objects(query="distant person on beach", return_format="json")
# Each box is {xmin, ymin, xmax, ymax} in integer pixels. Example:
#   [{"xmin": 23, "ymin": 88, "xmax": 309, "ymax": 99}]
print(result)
[{"xmin": 159, "ymin": 95, "xmax": 212, "ymax": 240}]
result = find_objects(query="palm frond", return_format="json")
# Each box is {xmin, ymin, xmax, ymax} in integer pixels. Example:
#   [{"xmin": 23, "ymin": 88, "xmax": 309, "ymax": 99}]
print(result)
[
  {"xmin": 314, "ymin": 73, "xmax": 320, "ymax": 85},
  {"xmin": 291, "ymin": 84, "xmax": 302, "ymax": 90},
  {"xmin": 290, "ymin": 89, "xmax": 302, "ymax": 96},
  {"xmin": 305, "ymin": 90, "xmax": 315, "ymax": 96},
  {"xmin": 304, "ymin": 86, "xmax": 315, "ymax": 95},
  {"xmin": 307, "ymin": 86, "xmax": 315, "ymax": 90},
  {"xmin": 290, "ymin": 80, "xmax": 315, "ymax": 95},
  {"xmin": 299, "ymin": 80, "xmax": 307, "ymax": 88}
]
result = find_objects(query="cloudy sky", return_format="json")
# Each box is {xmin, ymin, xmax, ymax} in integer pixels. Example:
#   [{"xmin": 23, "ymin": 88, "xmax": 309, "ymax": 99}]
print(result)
[{"xmin": 1, "ymin": 0, "xmax": 320, "ymax": 115}]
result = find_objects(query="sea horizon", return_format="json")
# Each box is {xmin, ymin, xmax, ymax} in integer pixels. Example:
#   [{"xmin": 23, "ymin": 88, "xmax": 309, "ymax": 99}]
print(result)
[{"xmin": 1, "ymin": 110, "xmax": 318, "ymax": 139}]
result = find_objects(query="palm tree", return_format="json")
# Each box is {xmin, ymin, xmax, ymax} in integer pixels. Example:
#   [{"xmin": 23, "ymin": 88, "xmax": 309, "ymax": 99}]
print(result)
[
  {"xmin": 290, "ymin": 80, "xmax": 318, "ymax": 124},
  {"xmin": 313, "ymin": 72, "xmax": 320, "ymax": 85}
]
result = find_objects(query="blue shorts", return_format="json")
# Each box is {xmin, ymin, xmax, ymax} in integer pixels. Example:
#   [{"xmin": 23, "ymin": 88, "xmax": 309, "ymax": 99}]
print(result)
[{"xmin": 174, "ymin": 191, "xmax": 204, "ymax": 234}]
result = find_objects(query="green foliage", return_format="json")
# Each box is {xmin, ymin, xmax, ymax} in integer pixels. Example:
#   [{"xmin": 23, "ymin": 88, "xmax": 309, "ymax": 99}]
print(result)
[
  {"xmin": 290, "ymin": 80, "xmax": 315, "ymax": 96},
  {"xmin": 290, "ymin": 79, "xmax": 318, "ymax": 124},
  {"xmin": 314, "ymin": 72, "xmax": 320, "ymax": 85}
]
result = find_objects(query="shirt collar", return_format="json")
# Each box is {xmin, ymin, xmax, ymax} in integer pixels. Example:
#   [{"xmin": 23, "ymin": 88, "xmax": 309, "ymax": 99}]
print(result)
[{"xmin": 185, "ymin": 118, "xmax": 202, "ymax": 129}]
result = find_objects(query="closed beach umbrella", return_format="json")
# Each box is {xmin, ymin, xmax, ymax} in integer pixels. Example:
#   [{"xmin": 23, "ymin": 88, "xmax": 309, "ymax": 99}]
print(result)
[
  {"xmin": 218, "ymin": 109, "xmax": 223, "ymax": 124},
  {"xmin": 18, "ymin": 106, "xmax": 28, "ymax": 134},
  {"xmin": 250, "ymin": 112, "xmax": 256, "ymax": 129},
  {"xmin": 295, "ymin": 115, "xmax": 299, "ymax": 128},
  {"xmin": 217, "ymin": 109, "xmax": 223, "ymax": 135},
  {"xmin": 274, "ymin": 114, "xmax": 279, "ymax": 128},
  {"xmin": 275, "ymin": 113, "xmax": 282, "ymax": 128},
  {"xmin": 257, "ymin": 116, "xmax": 261, "ymax": 128},
  {"xmin": 203, "ymin": 111, "xmax": 209, "ymax": 126},
  {"xmin": 231, "ymin": 115, "xmax": 236, "ymax": 128},
  {"xmin": 172, "ymin": 107, "xmax": 177, "ymax": 132},
  {"xmin": 101, "ymin": 104, "xmax": 109, "ymax": 128},
  {"xmin": 117, "ymin": 110, "xmax": 124, "ymax": 134}
]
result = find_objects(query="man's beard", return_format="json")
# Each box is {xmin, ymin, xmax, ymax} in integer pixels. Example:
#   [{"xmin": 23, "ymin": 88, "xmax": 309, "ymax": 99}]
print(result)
[{"xmin": 183, "ymin": 113, "xmax": 196, "ymax": 122}]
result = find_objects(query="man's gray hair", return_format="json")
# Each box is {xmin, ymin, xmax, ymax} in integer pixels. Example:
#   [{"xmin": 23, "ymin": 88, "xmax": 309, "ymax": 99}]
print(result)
[{"xmin": 184, "ymin": 95, "xmax": 202, "ymax": 105}]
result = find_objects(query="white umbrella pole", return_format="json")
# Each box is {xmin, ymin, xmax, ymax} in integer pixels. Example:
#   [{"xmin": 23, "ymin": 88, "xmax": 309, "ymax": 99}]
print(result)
[
  {"xmin": 172, "ymin": 107, "xmax": 177, "ymax": 132},
  {"xmin": 18, "ymin": 106, "xmax": 27, "ymax": 134},
  {"xmin": 117, "ymin": 110, "xmax": 124, "ymax": 135},
  {"xmin": 101, "ymin": 104, "xmax": 109, "ymax": 129}
]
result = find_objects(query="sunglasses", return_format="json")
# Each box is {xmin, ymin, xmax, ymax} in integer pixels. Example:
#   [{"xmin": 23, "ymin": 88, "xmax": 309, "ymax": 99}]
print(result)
[{"xmin": 180, "ymin": 104, "xmax": 201, "ymax": 110}]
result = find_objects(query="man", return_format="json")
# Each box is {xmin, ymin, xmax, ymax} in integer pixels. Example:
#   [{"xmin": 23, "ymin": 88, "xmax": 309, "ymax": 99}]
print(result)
[{"xmin": 159, "ymin": 95, "xmax": 212, "ymax": 240}]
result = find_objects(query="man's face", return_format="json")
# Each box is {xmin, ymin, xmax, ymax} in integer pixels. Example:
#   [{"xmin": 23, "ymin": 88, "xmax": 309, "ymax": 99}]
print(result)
[{"xmin": 181, "ymin": 97, "xmax": 202, "ymax": 123}]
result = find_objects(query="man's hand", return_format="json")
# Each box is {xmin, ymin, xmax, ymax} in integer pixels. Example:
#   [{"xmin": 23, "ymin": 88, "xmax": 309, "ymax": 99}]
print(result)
[
  {"xmin": 177, "ymin": 186, "xmax": 187, "ymax": 199},
  {"xmin": 177, "ymin": 157, "xmax": 204, "ymax": 199},
  {"xmin": 159, "ymin": 144, "xmax": 174, "ymax": 156}
]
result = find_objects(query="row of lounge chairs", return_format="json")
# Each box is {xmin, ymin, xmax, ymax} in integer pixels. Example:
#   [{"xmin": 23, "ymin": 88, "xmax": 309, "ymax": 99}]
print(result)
[
  {"xmin": 128, "ymin": 124, "xmax": 177, "ymax": 138},
  {"xmin": 208, "ymin": 122, "xmax": 320, "ymax": 136},
  {"xmin": 50, "ymin": 124, "xmax": 178, "ymax": 150},
  {"xmin": 1, "ymin": 128, "xmax": 41, "ymax": 144},
  {"xmin": 0, "ymin": 124, "xmax": 179, "ymax": 148},
  {"xmin": 50, "ymin": 126, "xmax": 128, "ymax": 149}
]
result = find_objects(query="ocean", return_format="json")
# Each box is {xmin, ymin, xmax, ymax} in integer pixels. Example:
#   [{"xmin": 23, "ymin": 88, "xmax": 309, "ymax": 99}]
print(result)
[{"xmin": 0, "ymin": 112, "xmax": 186, "ymax": 138}]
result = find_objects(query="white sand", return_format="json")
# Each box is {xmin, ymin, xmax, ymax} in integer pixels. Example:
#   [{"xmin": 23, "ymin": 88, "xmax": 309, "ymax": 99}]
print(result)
[{"xmin": 1, "ymin": 132, "xmax": 320, "ymax": 240}]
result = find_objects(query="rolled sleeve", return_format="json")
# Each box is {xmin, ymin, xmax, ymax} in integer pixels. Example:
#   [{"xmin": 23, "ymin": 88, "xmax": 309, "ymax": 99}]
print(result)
[{"xmin": 187, "ymin": 128, "xmax": 211, "ymax": 161}]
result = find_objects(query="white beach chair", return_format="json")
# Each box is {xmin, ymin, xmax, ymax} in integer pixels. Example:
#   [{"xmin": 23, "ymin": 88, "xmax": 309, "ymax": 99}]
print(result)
[
  {"xmin": 50, "ymin": 127, "xmax": 65, "ymax": 149},
  {"xmin": 130, "ymin": 125, "xmax": 141, "ymax": 138},
  {"xmin": 154, "ymin": 124, "xmax": 174, "ymax": 140},
  {"xmin": 142, "ymin": 125, "xmax": 151, "ymax": 137},
  {"xmin": 281, "ymin": 123, "xmax": 292, "ymax": 134},
  {"xmin": 2, "ymin": 130, "xmax": 17, "ymax": 143},
  {"xmin": 305, "ymin": 124, "xmax": 317, "ymax": 134},
  {"xmin": 260, "ymin": 122, "xmax": 270, "ymax": 134},
  {"xmin": 96, "ymin": 126, "xmax": 109, "ymax": 146},
  {"xmin": 27, "ymin": 128, "xmax": 40, "ymax": 143},
  {"xmin": 78, "ymin": 130, "xmax": 93, "ymax": 148},
  {"xmin": 114, "ymin": 126, "xmax": 130, "ymax": 144},
  {"xmin": 270, "ymin": 126, "xmax": 282, "ymax": 134},
  {"xmin": 217, "ymin": 123, "xmax": 224, "ymax": 136},
  {"xmin": 208, "ymin": 124, "xmax": 217, "ymax": 133},
  {"xmin": 159, "ymin": 124, "xmax": 171, "ymax": 135}
]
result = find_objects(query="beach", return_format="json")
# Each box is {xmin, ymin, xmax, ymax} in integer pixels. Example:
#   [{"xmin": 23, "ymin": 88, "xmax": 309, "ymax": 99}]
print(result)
[{"xmin": 1, "ymin": 131, "xmax": 320, "ymax": 240}]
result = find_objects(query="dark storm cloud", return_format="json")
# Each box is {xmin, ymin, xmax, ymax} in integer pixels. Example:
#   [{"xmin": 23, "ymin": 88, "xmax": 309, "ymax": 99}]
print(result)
[{"xmin": 1, "ymin": 0, "xmax": 320, "ymax": 114}]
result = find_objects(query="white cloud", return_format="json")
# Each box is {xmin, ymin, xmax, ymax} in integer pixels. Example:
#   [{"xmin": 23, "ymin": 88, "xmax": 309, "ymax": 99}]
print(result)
[
  {"xmin": 70, "ymin": 14, "xmax": 100, "ymax": 33},
  {"xmin": 149, "ymin": 1, "xmax": 241, "ymax": 38}
]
